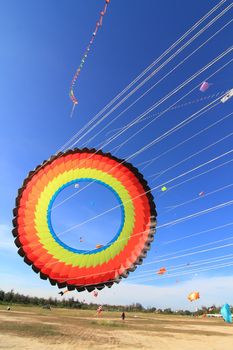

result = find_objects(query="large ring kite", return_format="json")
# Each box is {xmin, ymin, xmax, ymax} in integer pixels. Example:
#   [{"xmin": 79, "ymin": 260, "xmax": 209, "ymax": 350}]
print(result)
[{"xmin": 12, "ymin": 149, "xmax": 157, "ymax": 292}]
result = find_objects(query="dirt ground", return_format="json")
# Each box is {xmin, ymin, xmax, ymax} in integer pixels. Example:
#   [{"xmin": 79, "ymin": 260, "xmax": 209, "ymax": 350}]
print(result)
[{"xmin": 0, "ymin": 306, "xmax": 232, "ymax": 350}]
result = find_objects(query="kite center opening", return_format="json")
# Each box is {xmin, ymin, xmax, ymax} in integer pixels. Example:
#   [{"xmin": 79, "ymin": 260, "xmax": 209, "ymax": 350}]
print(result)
[{"xmin": 49, "ymin": 179, "xmax": 124, "ymax": 253}]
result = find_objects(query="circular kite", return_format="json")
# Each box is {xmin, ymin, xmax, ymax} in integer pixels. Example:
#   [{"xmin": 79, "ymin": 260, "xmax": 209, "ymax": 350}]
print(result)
[{"xmin": 12, "ymin": 148, "xmax": 157, "ymax": 292}]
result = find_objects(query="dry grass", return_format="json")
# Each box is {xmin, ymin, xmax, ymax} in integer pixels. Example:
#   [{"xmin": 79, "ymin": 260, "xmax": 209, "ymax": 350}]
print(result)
[
  {"xmin": 0, "ymin": 305, "xmax": 232, "ymax": 350},
  {"xmin": 0, "ymin": 321, "xmax": 60, "ymax": 337}
]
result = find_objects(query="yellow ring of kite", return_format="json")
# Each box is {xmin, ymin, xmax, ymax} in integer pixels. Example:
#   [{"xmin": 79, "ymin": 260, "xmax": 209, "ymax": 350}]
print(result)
[{"xmin": 34, "ymin": 168, "xmax": 135, "ymax": 268}]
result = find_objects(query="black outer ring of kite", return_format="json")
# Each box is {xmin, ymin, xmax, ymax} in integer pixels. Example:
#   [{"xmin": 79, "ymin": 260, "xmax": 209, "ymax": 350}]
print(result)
[{"xmin": 12, "ymin": 148, "xmax": 157, "ymax": 292}]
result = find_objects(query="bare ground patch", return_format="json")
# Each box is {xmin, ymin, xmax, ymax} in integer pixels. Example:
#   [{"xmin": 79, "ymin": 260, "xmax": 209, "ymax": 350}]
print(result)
[{"xmin": 0, "ymin": 307, "xmax": 232, "ymax": 350}]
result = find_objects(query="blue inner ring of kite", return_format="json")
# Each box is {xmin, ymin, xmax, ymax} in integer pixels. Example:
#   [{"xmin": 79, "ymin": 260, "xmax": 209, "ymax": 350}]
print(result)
[{"xmin": 47, "ymin": 179, "xmax": 125, "ymax": 255}]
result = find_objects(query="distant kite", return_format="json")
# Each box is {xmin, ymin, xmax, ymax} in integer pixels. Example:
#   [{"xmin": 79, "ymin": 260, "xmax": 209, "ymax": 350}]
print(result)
[
  {"xmin": 69, "ymin": 0, "xmax": 111, "ymax": 117},
  {"xmin": 199, "ymin": 191, "xmax": 205, "ymax": 196},
  {"xmin": 161, "ymin": 186, "xmax": 167, "ymax": 192},
  {"xmin": 58, "ymin": 289, "xmax": 69, "ymax": 296},
  {"xmin": 221, "ymin": 88, "xmax": 233, "ymax": 103},
  {"xmin": 188, "ymin": 291, "xmax": 200, "ymax": 302},
  {"xmin": 157, "ymin": 267, "xmax": 167, "ymax": 275},
  {"xmin": 96, "ymin": 244, "xmax": 103, "ymax": 249},
  {"xmin": 221, "ymin": 304, "xmax": 232, "ymax": 323},
  {"xmin": 199, "ymin": 81, "xmax": 210, "ymax": 92}
]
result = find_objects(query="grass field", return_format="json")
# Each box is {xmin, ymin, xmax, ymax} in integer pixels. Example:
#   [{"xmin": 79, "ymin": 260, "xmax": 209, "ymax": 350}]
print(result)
[{"xmin": 0, "ymin": 305, "xmax": 232, "ymax": 349}]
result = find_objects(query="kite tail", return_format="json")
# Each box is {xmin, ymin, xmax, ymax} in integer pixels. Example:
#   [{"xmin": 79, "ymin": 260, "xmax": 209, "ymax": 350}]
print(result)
[
  {"xmin": 69, "ymin": 0, "xmax": 110, "ymax": 115},
  {"xmin": 70, "ymin": 102, "xmax": 76, "ymax": 118}
]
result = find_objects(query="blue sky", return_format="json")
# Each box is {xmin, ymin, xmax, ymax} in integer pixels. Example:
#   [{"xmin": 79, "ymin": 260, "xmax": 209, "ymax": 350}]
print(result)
[{"xmin": 1, "ymin": 0, "xmax": 233, "ymax": 309}]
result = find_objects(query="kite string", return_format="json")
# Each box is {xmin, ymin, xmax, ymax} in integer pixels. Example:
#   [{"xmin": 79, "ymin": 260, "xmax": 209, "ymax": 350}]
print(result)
[
  {"xmin": 127, "ymin": 260, "xmax": 233, "ymax": 284},
  {"xmin": 161, "ymin": 182, "xmax": 233, "ymax": 216},
  {"xmin": 16, "ymin": 97, "xmax": 233, "ymax": 262},
  {"xmin": 63, "ymin": 260, "xmax": 233, "ymax": 287},
  {"xmin": 24, "ymin": 221, "xmax": 233, "ymax": 281},
  {"xmin": 137, "ymin": 113, "xmax": 233, "ymax": 175},
  {"xmin": 19, "ymin": 158, "xmax": 233, "ymax": 252},
  {"xmin": 104, "ymin": 89, "xmax": 227, "ymax": 138},
  {"xmin": 13, "ymin": 2, "xmax": 233, "ymax": 288},
  {"xmin": 15, "ymin": 51, "xmax": 233, "ymax": 249},
  {"xmin": 15, "ymin": 10, "xmax": 232, "ymax": 200},
  {"xmin": 129, "ymin": 252, "xmax": 233, "ymax": 280},
  {"xmin": 137, "ymin": 109, "xmax": 233, "ymax": 169},
  {"xmin": 20, "ymin": 176, "xmax": 233, "ymax": 253},
  {"xmin": 21, "ymin": 91, "xmax": 230, "ymax": 233},
  {"xmin": 162, "ymin": 222, "xmax": 233, "ymax": 245},
  {"xmin": 149, "ymin": 130, "xmax": 233, "ymax": 183},
  {"xmin": 59, "ymin": 52, "xmax": 233, "ymax": 209},
  {"xmin": 18, "ymin": 85, "xmax": 227, "ymax": 233},
  {"xmin": 93, "ymin": 90, "xmax": 227, "ymax": 151},
  {"xmin": 83, "ymin": 17, "xmax": 233, "ymax": 148},
  {"xmin": 62, "ymin": 0, "xmax": 227, "ymax": 147},
  {"xmin": 16, "ymin": 1, "xmax": 230, "ymax": 198},
  {"xmin": 57, "ymin": 192, "xmax": 233, "ymax": 237},
  {"xmin": 86, "ymin": 51, "xmax": 233, "ymax": 169},
  {"xmin": 107, "ymin": 51, "xmax": 233, "ymax": 160},
  {"xmin": 56, "ymin": 238, "xmax": 233, "ymax": 284},
  {"xmin": 26, "ymin": 227, "xmax": 233, "ymax": 281},
  {"xmin": 54, "ymin": 151, "xmax": 233, "ymax": 237},
  {"xmin": 75, "ymin": 102, "xmax": 220, "ymax": 207},
  {"xmin": 157, "ymin": 199, "xmax": 233, "ymax": 230},
  {"xmin": 71, "ymin": 8, "xmax": 233, "ymax": 148},
  {"xmin": 160, "ymin": 158, "xmax": 233, "ymax": 192},
  {"xmin": 36, "ymin": 61, "xmax": 229, "ymax": 216}
]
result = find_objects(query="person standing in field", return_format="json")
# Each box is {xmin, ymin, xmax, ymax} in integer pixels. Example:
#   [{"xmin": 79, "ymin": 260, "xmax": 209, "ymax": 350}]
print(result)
[
  {"xmin": 121, "ymin": 312, "xmax": 125, "ymax": 321},
  {"xmin": 97, "ymin": 305, "xmax": 103, "ymax": 318}
]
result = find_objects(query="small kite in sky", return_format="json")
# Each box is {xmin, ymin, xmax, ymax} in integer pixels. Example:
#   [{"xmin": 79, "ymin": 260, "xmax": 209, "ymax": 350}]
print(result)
[
  {"xmin": 157, "ymin": 267, "xmax": 167, "ymax": 275},
  {"xmin": 58, "ymin": 289, "xmax": 69, "ymax": 296},
  {"xmin": 96, "ymin": 244, "xmax": 103, "ymax": 249},
  {"xmin": 75, "ymin": 183, "xmax": 80, "ymax": 189},
  {"xmin": 199, "ymin": 81, "xmax": 210, "ymax": 92},
  {"xmin": 161, "ymin": 186, "xmax": 167, "ymax": 192},
  {"xmin": 221, "ymin": 88, "xmax": 233, "ymax": 103},
  {"xmin": 93, "ymin": 291, "xmax": 99, "ymax": 298},
  {"xmin": 188, "ymin": 291, "xmax": 200, "ymax": 302},
  {"xmin": 199, "ymin": 191, "xmax": 205, "ymax": 196}
]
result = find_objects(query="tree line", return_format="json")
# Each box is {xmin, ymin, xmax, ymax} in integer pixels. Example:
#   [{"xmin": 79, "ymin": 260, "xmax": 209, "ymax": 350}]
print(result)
[{"xmin": 0, "ymin": 289, "xmax": 231, "ymax": 315}]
